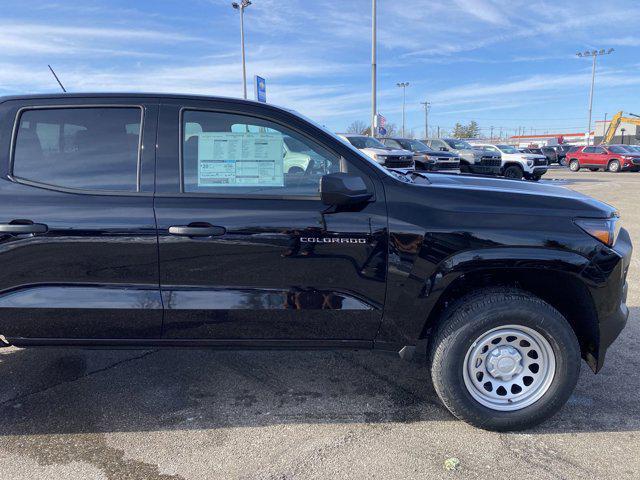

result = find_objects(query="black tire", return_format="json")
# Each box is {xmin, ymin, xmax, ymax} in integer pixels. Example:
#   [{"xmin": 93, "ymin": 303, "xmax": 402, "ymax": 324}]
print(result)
[
  {"xmin": 607, "ymin": 160, "xmax": 620, "ymax": 173},
  {"xmin": 503, "ymin": 165, "xmax": 523, "ymax": 179},
  {"xmin": 459, "ymin": 163, "xmax": 471, "ymax": 173},
  {"xmin": 429, "ymin": 288, "xmax": 580, "ymax": 431},
  {"xmin": 558, "ymin": 158, "xmax": 567, "ymax": 167},
  {"xmin": 569, "ymin": 159, "xmax": 580, "ymax": 172},
  {"xmin": 589, "ymin": 168, "xmax": 599, "ymax": 172}
]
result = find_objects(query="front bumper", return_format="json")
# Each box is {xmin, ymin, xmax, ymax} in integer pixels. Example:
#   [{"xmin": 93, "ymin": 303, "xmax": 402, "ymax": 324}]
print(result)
[{"xmin": 524, "ymin": 166, "xmax": 548, "ymax": 177}]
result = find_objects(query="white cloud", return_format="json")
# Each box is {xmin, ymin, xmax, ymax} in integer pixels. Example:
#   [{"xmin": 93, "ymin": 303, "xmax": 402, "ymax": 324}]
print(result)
[
  {"xmin": 0, "ymin": 22, "xmax": 207, "ymax": 56},
  {"xmin": 452, "ymin": 0, "xmax": 510, "ymax": 25}
]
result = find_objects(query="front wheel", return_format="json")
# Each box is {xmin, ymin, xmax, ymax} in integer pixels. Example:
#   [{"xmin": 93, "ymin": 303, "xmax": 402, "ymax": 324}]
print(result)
[
  {"xmin": 503, "ymin": 165, "xmax": 523, "ymax": 179},
  {"xmin": 608, "ymin": 160, "xmax": 621, "ymax": 173},
  {"xmin": 429, "ymin": 289, "xmax": 580, "ymax": 431}
]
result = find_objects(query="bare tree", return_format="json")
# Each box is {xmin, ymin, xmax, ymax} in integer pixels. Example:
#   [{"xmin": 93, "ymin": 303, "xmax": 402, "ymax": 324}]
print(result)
[{"xmin": 346, "ymin": 120, "xmax": 368, "ymax": 134}]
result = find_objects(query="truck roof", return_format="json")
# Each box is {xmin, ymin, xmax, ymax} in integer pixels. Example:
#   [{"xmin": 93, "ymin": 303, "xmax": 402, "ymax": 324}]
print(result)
[{"xmin": 0, "ymin": 92, "xmax": 291, "ymax": 111}]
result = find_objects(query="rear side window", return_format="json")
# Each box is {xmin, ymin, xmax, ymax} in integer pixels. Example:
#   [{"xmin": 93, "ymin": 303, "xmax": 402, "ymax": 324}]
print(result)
[{"xmin": 13, "ymin": 107, "xmax": 142, "ymax": 192}]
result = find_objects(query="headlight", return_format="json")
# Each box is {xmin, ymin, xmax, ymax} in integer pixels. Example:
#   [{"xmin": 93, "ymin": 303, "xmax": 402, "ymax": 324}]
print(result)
[
  {"xmin": 574, "ymin": 214, "xmax": 621, "ymax": 247},
  {"xmin": 527, "ymin": 160, "xmax": 534, "ymax": 166}
]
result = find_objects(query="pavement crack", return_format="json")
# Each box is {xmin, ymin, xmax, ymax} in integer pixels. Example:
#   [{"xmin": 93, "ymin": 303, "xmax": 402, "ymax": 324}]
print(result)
[{"xmin": 0, "ymin": 349, "xmax": 158, "ymax": 407}]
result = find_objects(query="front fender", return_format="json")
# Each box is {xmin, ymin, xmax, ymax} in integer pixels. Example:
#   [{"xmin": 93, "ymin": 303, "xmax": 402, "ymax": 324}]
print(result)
[{"xmin": 376, "ymin": 246, "xmax": 591, "ymax": 348}]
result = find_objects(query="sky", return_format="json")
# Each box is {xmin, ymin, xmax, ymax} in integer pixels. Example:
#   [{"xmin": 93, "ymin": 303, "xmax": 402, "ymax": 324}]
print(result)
[{"xmin": 1, "ymin": 0, "xmax": 639, "ymax": 138}]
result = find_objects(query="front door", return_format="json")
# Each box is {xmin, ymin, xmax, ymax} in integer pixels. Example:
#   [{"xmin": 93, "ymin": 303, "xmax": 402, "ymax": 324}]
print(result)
[
  {"xmin": 0, "ymin": 98, "xmax": 162, "ymax": 342},
  {"xmin": 154, "ymin": 101, "xmax": 387, "ymax": 343}
]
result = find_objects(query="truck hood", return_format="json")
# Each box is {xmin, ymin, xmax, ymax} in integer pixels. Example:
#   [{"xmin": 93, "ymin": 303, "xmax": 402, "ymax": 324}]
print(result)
[
  {"xmin": 417, "ymin": 172, "xmax": 616, "ymax": 217},
  {"xmin": 362, "ymin": 147, "xmax": 412, "ymax": 156}
]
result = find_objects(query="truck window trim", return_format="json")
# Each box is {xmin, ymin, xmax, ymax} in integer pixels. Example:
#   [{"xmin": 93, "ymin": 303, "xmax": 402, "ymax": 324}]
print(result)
[
  {"xmin": 9, "ymin": 104, "xmax": 146, "ymax": 197},
  {"xmin": 176, "ymin": 106, "xmax": 367, "ymax": 201}
]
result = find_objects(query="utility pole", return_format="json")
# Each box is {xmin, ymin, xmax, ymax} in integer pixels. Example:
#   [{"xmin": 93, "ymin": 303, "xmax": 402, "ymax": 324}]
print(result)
[
  {"xmin": 420, "ymin": 101, "xmax": 431, "ymax": 139},
  {"xmin": 371, "ymin": 0, "xmax": 377, "ymax": 137},
  {"xmin": 232, "ymin": 1, "xmax": 252, "ymax": 99},
  {"xmin": 437, "ymin": 126, "xmax": 440, "ymax": 138},
  {"xmin": 576, "ymin": 48, "xmax": 614, "ymax": 145},
  {"xmin": 490, "ymin": 126, "xmax": 494, "ymax": 141},
  {"xmin": 397, "ymin": 82, "xmax": 409, "ymax": 137}
]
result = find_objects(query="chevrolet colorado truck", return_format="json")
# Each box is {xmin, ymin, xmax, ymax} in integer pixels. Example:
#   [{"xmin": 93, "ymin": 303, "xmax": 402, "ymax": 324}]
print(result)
[{"xmin": 0, "ymin": 94, "xmax": 631, "ymax": 431}]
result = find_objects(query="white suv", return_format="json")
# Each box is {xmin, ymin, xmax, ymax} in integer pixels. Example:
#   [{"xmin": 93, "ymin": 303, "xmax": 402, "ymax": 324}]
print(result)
[
  {"xmin": 338, "ymin": 134, "xmax": 414, "ymax": 169},
  {"xmin": 471, "ymin": 143, "xmax": 548, "ymax": 181}
]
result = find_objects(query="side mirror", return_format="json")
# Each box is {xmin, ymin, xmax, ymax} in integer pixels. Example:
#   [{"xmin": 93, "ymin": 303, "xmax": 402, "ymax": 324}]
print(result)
[{"xmin": 320, "ymin": 173, "xmax": 372, "ymax": 206}]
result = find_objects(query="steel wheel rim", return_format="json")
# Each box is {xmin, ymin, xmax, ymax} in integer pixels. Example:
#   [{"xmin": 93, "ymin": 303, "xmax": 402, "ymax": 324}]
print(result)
[{"xmin": 462, "ymin": 325, "xmax": 556, "ymax": 411}]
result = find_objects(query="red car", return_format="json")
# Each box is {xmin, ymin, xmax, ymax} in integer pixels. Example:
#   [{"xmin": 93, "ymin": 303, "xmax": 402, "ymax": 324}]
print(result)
[{"xmin": 567, "ymin": 145, "xmax": 640, "ymax": 172}]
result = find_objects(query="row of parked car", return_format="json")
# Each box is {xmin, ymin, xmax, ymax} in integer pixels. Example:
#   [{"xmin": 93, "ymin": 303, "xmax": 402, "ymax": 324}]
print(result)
[{"xmin": 338, "ymin": 134, "xmax": 549, "ymax": 180}]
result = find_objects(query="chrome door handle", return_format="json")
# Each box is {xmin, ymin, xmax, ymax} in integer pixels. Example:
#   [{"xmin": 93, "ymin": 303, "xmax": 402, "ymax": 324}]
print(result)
[
  {"xmin": 168, "ymin": 224, "xmax": 226, "ymax": 237},
  {"xmin": 0, "ymin": 222, "xmax": 48, "ymax": 234}
]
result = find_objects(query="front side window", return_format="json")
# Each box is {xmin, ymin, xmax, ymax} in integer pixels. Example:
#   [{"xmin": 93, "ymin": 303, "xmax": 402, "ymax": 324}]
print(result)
[
  {"xmin": 583, "ymin": 147, "xmax": 596, "ymax": 154},
  {"xmin": 13, "ymin": 107, "xmax": 141, "ymax": 192},
  {"xmin": 592, "ymin": 147, "xmax": 605, "ymax": 154},
  {"xmin": 182, "ymin": 110, "xmax": 348, "ymax": 196}
]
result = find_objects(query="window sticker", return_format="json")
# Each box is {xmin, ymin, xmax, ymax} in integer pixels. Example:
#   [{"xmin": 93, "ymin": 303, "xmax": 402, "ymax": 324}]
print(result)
[{"xmin": 197, "ymin": 132, "xmax": 284, "ymax": 187}]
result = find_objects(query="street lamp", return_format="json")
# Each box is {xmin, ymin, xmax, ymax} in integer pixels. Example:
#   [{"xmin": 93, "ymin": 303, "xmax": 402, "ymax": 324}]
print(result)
[
  {"xmin": 371, "ymin": 0, "xmax": 377, "ymax": 137},
  {"xmin": 397, "ymin": 82, "xmax": 409, "ymax": 137},
  {"xmin": 576, "ymin": 48, "xmax": 614, "ymax": 145},
  {"xmin": 621, "ymin": 128, "xmax": 626, "ymax": 145},
  {"xmin": 420, "ymin": 101, "xmax": 431, "ymax": 139},
  {"xmin": 232, "ymin": 0, "xmax": 252, "ymax": 99}
]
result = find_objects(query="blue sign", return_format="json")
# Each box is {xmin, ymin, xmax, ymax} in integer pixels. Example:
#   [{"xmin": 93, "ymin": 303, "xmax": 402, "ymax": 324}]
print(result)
[
  {"xmin": 255, "ymin": 75, "xmax": 267, "ymax": 103},
  {"xmin": 378, "ymin": 126, "xmax": 387, "ymax": 136}
]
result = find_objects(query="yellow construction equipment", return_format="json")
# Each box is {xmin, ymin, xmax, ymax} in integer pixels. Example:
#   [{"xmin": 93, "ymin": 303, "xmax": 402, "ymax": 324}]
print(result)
[{"xmin": 601, "ymin": 111, "xmax": 640, "ymax": 144}]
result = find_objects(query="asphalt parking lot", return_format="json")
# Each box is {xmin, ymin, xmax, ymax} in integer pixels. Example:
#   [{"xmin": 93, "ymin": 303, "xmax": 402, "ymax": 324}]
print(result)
[{"xmin": 1, "ymin": 167, "xmax": 639, "ymax": 480}]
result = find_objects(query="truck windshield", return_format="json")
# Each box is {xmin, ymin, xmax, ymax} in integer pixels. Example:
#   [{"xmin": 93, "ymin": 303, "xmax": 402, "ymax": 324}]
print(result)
[
  {"xmin": 497, "ymin": 145, "xmax": 520, "ymax": 154},
  {"xmin": 403, "ymin": 139, "xmax": 433, "ymax": 152},
  {"xmin": 445, "ymin": 139, "xmax": 473, "ymax": 150},
  {"xmin": 347, "ymin": 136, "xmax": 387, "ymax": 149},
  {"xmin": 609, "ymin": 146, "xmax": 633, "ymax": 154}
]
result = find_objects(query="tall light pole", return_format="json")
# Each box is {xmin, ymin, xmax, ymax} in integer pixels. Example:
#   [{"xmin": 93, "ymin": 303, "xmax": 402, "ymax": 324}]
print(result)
[
  {"xmin": 576, "ymin": 48, "xmax": 614, "ymax": 145},
  {"xmin": 232, "ymin": 1, "xmax": 252, "ymax": 99},
  {"xmin": 420, "ymin": 101, "xmax": 431, "ymax": 139},
  {"xmin": 397, "ymin": 82, "xmax": 409, "ymax": 137},
  {"xmin": 371, "ymin": 0, "xmax": 377, "ymax": 137}
]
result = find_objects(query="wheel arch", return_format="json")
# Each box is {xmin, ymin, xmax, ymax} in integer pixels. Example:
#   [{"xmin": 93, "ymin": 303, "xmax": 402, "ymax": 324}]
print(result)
[
  {"xmin": 503, "ymin": 161, "xmax": 523, "ymax": 170},
  {"xmin": 419, "ymin": 264, "xmax": 600, "ymax": 372}
]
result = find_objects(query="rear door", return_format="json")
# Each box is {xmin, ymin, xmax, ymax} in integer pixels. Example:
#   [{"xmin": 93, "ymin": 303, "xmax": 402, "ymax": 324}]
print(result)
[
  {"xmin": 591, "ymin": 146, "xmax": 607, "ymax": 167},
  {"xmin": 0, "ymin": 98, "xmax": 162, "ymax": 343},
  {"xmin": 154, "ymin": 99, "xmax": 388, "ymax": 343},
  {"xmin": 580, "ymin": 147, "xmax": 596, "ymax": 166}
]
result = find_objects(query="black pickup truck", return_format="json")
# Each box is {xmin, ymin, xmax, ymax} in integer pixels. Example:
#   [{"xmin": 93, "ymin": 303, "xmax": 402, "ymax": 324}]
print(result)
[{"xmin": 0, "ymin": 94, "xmax": 631, "ymax": 431}]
